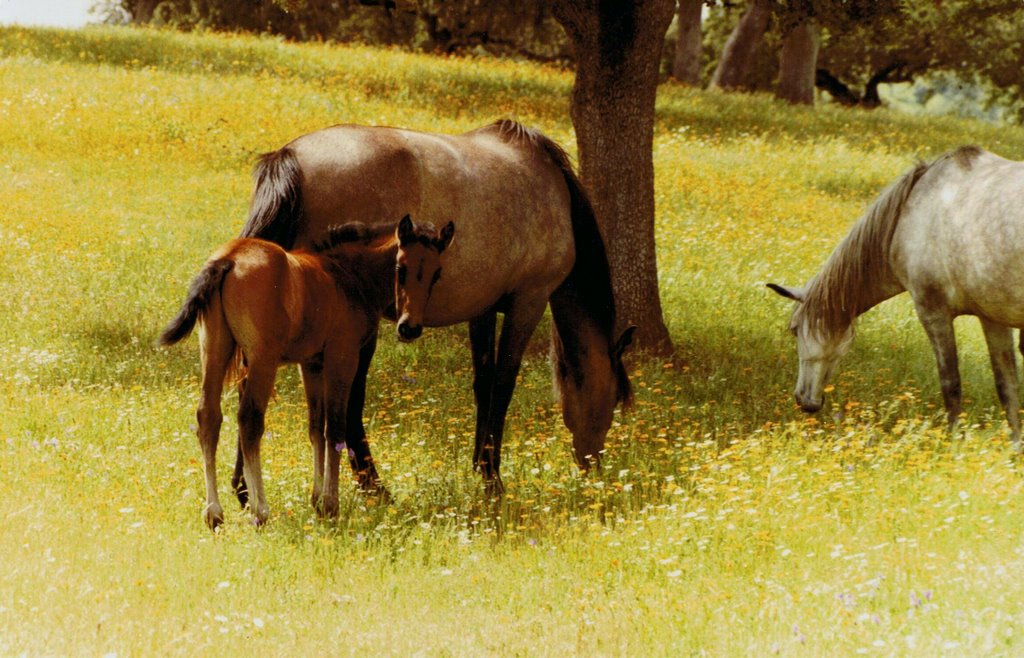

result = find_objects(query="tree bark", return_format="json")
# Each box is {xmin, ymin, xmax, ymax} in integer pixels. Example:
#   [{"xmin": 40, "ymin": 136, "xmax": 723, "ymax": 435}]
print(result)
[
  {"xmin": 551, "ymin": 0, "xmax": 675, "ymax": 356},
  {"xmin": 776, "ymin": 18, "xmax": 820, "ymax": 105},
  {"xmin": 708, "ymin": 0, "xmax": 771, "ymax": 91},
  {"xmin": 672, "ymin": 0, "xmax": 704, "ymax": 85}
]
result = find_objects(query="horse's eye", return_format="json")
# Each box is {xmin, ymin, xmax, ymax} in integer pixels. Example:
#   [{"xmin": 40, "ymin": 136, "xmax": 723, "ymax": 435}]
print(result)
[{"xmin": 397, "ymin": 265, "xmax": 407, "ymax": 285}]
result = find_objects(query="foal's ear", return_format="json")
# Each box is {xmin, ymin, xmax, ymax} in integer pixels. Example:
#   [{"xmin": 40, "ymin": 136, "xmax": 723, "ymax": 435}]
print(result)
[
  {"xmin": 766, "ymin": 283, "xmax": 805, "ymax": 302},
  {"xmin": 436, "ymin": 221, "xmax": 455, "ymax": 253},
  {"xmin": 397, "ymin": 214, "xmax": 414, "ymax": 244},
  {"xmin": 613, "ymin": 325, "xmax": 637, "ymax": 359}
]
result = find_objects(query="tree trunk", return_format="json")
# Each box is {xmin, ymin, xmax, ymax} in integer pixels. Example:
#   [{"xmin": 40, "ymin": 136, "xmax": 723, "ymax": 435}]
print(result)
[
  {"xmin": 708, "ymin": 0, "xmax": 771, "ymax": 91},
  {"xmin": 551, "ymin": 0, "xmax": 675, "ymax": 356},
  {"xmin": 672, "ymin": 0, "xmax": 704, "ymax": 85},
  {"xmin": 776, "ymin": 18, "xmax": 820, "ymax": 105},
  {"xmin": 130, "ymin": 0, "xmax": 160, "ymax": 24}
]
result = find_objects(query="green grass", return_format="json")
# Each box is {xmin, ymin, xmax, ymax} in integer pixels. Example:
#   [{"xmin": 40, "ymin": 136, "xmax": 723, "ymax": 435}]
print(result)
[{"xmin": 3, "ymin": 24, "xmax": 1024, "ymax": 655}]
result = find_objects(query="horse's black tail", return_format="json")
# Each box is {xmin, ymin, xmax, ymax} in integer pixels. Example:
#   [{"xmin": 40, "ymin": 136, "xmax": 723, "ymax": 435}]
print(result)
[
  {"xmin": 158, "ymin": 259, "xmax": 234, "ymax": 346},
  {"xmin": 240, "ymin": 147, "xmax": 303, "ymax": 249},
  {"xmin": 495, "ymin": 120, "xmax": 633, "ymax": 408}
]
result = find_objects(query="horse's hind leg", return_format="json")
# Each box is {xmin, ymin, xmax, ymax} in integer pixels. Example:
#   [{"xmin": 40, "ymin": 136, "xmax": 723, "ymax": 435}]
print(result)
[
  {"xmin": 981, "ymin": 319, "xmax": 1022, "ymax": 449},
  {"xmin": 196, "ymin": 325, "xmax": 235, "ymax": 530},
  {"xmin": 469, "ymin": 312, "xmax": 497, "ymax": 477},
  {"xmin": 301, "ymin": 360, "xmax": 327, "ymax": 510},
  {"xmin": 914, "ymin": 304, "xmax": 962, "ymax": 433},
  {"xmin": 236, "ymin": 361, "xmax": 277, "ymax": 525}
]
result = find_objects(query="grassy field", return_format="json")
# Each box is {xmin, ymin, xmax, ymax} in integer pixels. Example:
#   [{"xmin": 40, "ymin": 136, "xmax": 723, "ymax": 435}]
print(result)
[{"xmin": 3, "ymin": 25, "xmax": 1024, "ymax": 655}]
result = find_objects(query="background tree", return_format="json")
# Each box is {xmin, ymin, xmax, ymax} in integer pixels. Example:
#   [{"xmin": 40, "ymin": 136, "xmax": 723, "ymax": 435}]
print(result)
[
  {"xmin": 707, "ymin": 0, "xmax": 772, "ymax": 92},
  {"xmin": 671, "ymin": 0, "xmax": 705, "ymax": 85},
  {"xmin": 551, "ymin": 0, "xmax": 676, "ymax": 355}
]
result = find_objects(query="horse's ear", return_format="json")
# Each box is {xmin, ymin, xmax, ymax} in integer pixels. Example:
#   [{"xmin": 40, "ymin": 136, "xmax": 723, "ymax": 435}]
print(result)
[
  {"xmin": 613, "ymin": 325, "xmax": 637, "ymax": 360},
  {"xmin": 766, "ymin": 283, "xmax": 805, "ymax": 302},
  {"xmin": 436, "ymin": 221, "xmax": 455, "ymax": 253},
  {"xmin": 397, "ymin": 214, "xmax": 414, "ymax": 244}
]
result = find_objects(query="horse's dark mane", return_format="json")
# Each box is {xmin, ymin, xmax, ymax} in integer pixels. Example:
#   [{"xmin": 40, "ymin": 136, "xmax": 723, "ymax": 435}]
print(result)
[
  {"xmin": 491, "ymin": 119, "xmax": 632, "ymax": 407},
  {"xmin": 490, "ymin": 119, "xmax": 617, "ymax": 340},
  {"xmin": 311, "ymin": 222, "xmax": 396, "ymax": 253}
]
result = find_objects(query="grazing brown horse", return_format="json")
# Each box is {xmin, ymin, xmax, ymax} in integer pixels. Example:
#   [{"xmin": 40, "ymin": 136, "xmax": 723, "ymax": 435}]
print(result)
[
  {"xmin": 160, "ymin": 216, "xmax": 454, "ymax": 529},
  {"xmin": 240, "ymin": 120, "xmax": 634, "ymax": 492}
]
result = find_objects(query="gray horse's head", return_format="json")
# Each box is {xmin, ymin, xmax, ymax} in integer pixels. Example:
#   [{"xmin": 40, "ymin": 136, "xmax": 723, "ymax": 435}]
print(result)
[{"xmin": 768, "ymin": 283, "xmax": 855, "ymax": 412}]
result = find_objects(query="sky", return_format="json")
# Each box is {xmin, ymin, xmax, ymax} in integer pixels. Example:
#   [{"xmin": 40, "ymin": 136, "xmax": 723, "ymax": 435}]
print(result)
[{"xmin": 0, "ymin": 0, "xmax": 96, "ymax": 28}]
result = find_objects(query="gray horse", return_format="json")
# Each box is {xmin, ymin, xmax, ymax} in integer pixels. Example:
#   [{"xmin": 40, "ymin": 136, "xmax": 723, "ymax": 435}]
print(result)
[{"xmin": 770, "ymin": 146, "xmax": 1024, "ymax": 449}]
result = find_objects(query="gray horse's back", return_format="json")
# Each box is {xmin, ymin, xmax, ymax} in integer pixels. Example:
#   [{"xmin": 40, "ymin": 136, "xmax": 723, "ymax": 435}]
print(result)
[
  {"xmin": 892, "ymin": 147, "xmax": 1024, "ymax": 325},
  {"xmin": 283, "ymin": 123, "xmax": 574, "ymax": 325}
]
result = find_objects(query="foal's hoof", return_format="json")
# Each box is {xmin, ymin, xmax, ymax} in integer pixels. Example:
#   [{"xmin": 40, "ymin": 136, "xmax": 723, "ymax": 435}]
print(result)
[{"xmin": 204, "ymin": 503, "xmax": 225, "ymax": 531}]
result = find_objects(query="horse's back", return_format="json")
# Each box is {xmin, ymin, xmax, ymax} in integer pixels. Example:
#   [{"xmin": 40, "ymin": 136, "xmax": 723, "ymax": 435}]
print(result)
[
  {"xmin": 286, "ymin": 124, "xmax": 574, "ymax": 324},
  {"xmin": 893, "ymin": 147, "xmax": 1024, "ymax": 324}
]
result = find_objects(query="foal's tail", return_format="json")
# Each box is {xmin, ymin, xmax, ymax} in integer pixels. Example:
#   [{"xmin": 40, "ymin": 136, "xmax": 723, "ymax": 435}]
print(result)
[
  {"xmin": 158, "ymin": 259, "xmax": 234, "ymax": 346},
  {"xmin": 240, "ymin": 147, "xmax": 304, "ymax": 249},
  {"xmin": 495, "ymin": 120, "xmax": 633, "ymax": 409}
]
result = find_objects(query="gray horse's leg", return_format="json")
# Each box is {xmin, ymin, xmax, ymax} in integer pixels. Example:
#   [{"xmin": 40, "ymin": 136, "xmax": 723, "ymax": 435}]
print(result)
[
  {"xmin": 346, "ymin": 334, "xmax": 388, "ymax": 497},
  {"xmin": 478, "ymin": 298, "xmax": 547, "ymax": 495},
  {"xmin": 914, "ymin": 305, "xmax": 962, "ymax": 433},
  {"xmin": 980, "ymin": 319, "xmax": 1022, "ymax": 450},
  {"xmin": 469, "ymin": 312, "xmax": 497, "ymax": 477}
]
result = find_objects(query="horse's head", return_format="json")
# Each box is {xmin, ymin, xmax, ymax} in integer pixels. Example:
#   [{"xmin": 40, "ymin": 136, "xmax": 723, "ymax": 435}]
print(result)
[
  {"xmin": 394, "ymin": 214, "xmax": 455, "ymax": 343},
  {"xmin": 554, "ymin": 323, "xmax": 636, "ymax": 469},
  {"xmin": 768, "ymin": 283, "xmax": 854, "ymax": 412}
]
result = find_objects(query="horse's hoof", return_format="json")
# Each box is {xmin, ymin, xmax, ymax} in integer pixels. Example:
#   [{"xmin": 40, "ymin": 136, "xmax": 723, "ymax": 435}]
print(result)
[
  {"xmin": 204, "ymin": 503, "xmax": 224, "ymax": 531},
  {"xmin": 484, "ymin": 475, "xmax": 505, "ymax": 498},
  {"xmin": 317, "ymin": 495, "xmax": 339, "ymax": 518}
]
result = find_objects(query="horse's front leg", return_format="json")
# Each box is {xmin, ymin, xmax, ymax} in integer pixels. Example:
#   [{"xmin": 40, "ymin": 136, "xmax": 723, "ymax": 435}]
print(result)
[
  {"xmin": 480, "ymin": 299, "xmax": 546, "ymax": 496},
  {"xmin": 346, "ymin": 333, "xmax": 389, "ymax": 497},
  {"xmin": 980, "ymin": 319, "xmax": 1022, "ymax": 450},
  {"xmin": 301, "ymin": 360, "xmax": 327, "ymax": 510},
  {"xmin": 236, "ymin": 363, "xmax": 277, "ymax": 526},
  {"xmin": 320, "ymin": 349, "xmax": 358, "ymax": 518},
  {"xmin": 914, "ymin": 304, "xmax": 962, "ymax": 433},
  {"xmin": 469, "ymin": 312, "xmax": 497, "ymax": 478}
]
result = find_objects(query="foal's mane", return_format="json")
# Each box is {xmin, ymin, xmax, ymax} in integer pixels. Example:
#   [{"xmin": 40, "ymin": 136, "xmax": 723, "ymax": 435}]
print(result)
[
  {"xmin": 797, "ymin": 146, "xmax": 982, "ymax": 336},
  {"xmin": 311, "ymin": 222, "xmax": 395, "ymax": 253}
]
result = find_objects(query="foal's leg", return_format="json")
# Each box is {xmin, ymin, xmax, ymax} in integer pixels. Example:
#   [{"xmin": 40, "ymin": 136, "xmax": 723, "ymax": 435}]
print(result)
[
  {"xmin": 320, "ymin": 348, "xmax": 358, "ymax": 518},
  {"xmin": 914, "ymin": 305, "xmax": 962, "ymax": 433},
  {"xmin": 196, "ymin": 328, "xmax": 235, "ymax": 530},
  {"xmin": 469, "ymin": 312, "xmax": 497, "ymax": 475},
  {"xmin": 231, "ymin": 377, "xmax": 248, "ymax": 508},
  {"xmin": 479, "ymin": 298, "xmax": 547, "ymax": 494},
  {"xmin": 345, "ymin": 334, "xmax": 387, "ymax": 494},
  {"xmin": 300, "ymin": 360, "xmax": 327, "ymax": 510},
  {"xmin": 236, "ymin": 361, "xmax": 277, "ymax": 525},
  {"xmin": 980, "ymin": 319, "xmax": 1022, "ymax": 449}
]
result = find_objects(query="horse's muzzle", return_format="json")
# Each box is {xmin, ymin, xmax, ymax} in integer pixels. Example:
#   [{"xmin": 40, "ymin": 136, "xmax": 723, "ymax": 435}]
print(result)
[
  {"xmin": 796, "ymin": 393, "xmax": 822, "ymax": 413},
  {"xmin": 397, "ymin": 322, "xmax": 423, "ymax": 342}
]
